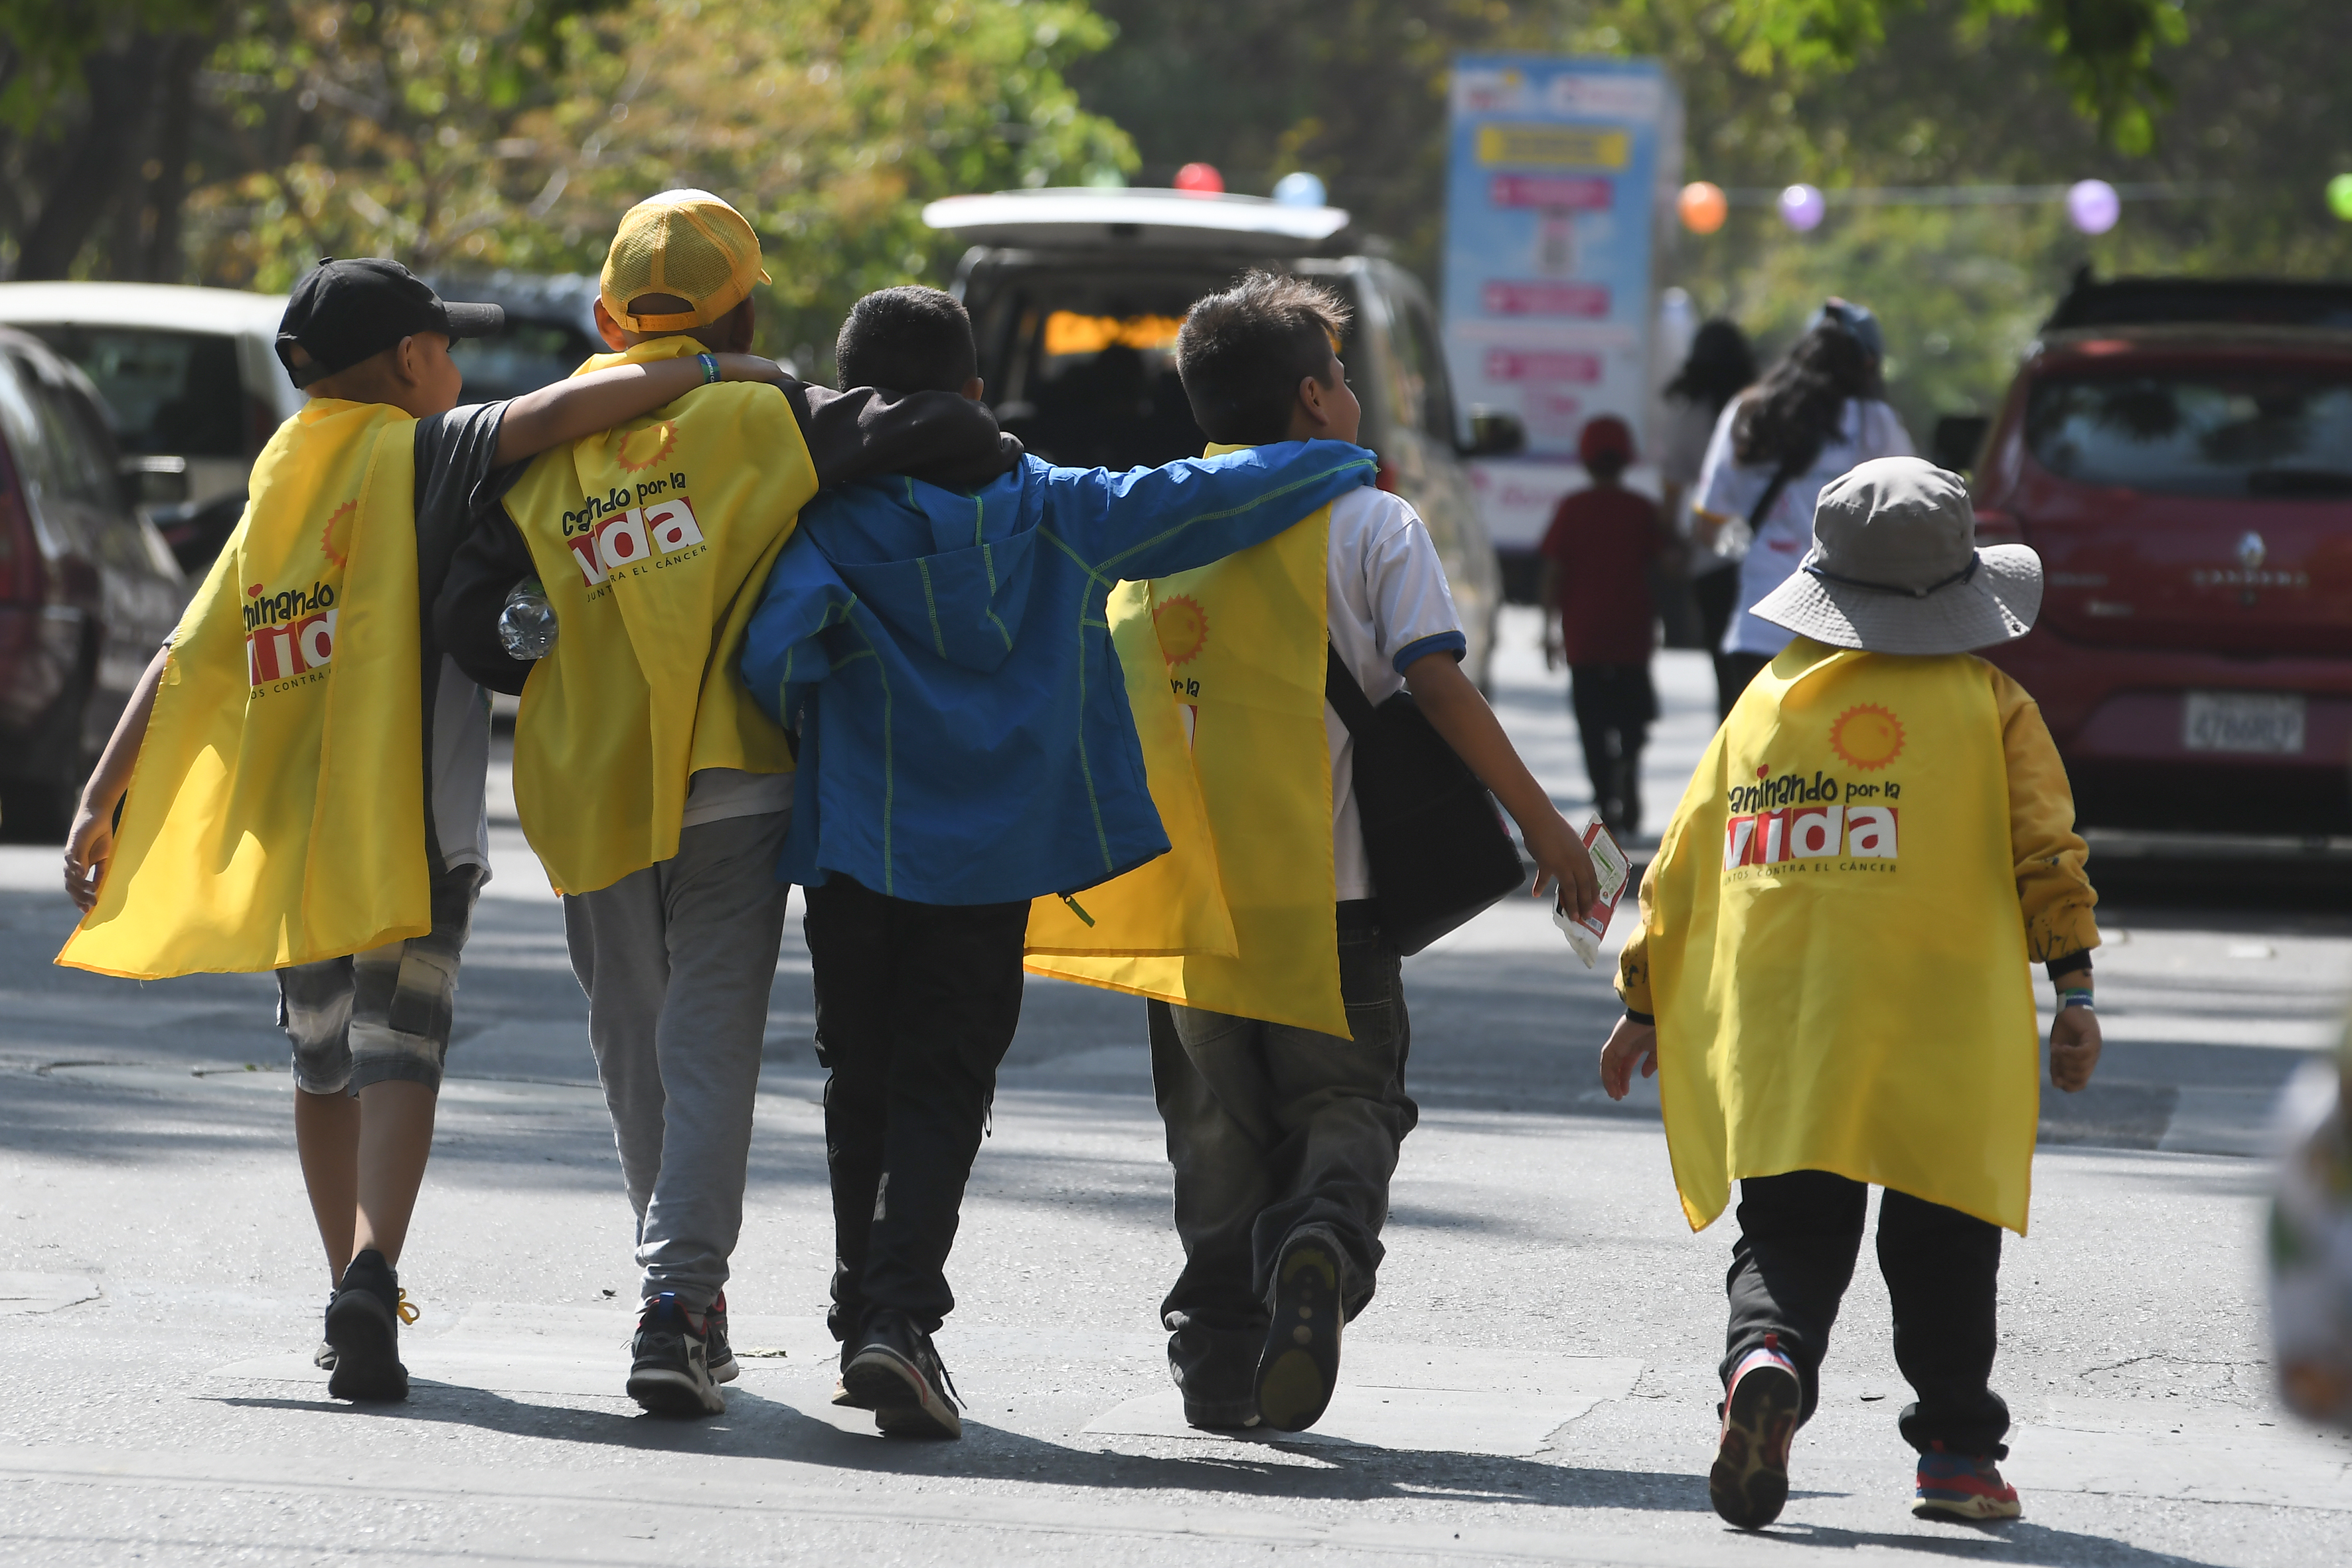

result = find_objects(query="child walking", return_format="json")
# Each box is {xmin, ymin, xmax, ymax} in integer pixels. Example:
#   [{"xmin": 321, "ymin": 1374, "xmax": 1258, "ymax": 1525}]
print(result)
[
  {"xmin": 1598, "ymin": 457, "xmax": 2103, "ymax": 1526},
  {"xmin": 435, "ymin": 196, "xmax": 1010, "ymax": 1419},
  {"xmin": 1027, "ymin": 274, "xmax": 1596, "ymax": 1435},
  {"xmin": 1539, "ymin": 415, "xmax": 1665, "ymax": 838},
  {"xmin": 61, "ymin": 258, "xmax": 779, "ymax": 1402},
  {"xmin": 738, "ymin": 284, "xmax": 1379, "ymax": 1439}
]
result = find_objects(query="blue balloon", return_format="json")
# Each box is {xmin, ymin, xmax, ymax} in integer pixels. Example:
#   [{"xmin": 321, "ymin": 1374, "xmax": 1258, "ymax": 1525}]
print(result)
[{"xmin": 1273, "ymin": 171, "xmax": 1328, "ymax": 208}]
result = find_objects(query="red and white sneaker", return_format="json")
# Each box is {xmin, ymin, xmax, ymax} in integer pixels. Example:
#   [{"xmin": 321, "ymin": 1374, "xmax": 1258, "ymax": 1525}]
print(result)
[
  {"xmin": 1913, "ymin": 1450, "xmax": 2022, "ymax": 1521},
  {"xmin": 1711, "ymin": 1343, "xmax": 1802, "ymax": 1529}
]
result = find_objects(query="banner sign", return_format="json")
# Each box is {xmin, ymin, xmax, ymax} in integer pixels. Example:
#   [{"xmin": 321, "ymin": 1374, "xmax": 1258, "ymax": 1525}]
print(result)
[{"xmin": 1444, "ymin": 54, "xmax": 1680, "ymax": 547}]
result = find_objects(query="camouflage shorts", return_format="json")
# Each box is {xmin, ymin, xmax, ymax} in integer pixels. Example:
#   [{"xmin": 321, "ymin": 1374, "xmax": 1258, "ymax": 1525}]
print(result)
[{"xmin": 277, "ymin": 862, "xmax": 484, "ymax": 1096}]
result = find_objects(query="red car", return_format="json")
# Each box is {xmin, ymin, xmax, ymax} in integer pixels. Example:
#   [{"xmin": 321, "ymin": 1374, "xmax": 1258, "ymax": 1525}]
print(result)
[{"xmin": 1968, "ymin": 276, "xmax": 2352, "ymax": 834}]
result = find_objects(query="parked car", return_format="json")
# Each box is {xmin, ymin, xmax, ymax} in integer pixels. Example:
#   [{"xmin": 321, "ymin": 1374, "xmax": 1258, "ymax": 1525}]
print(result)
[
  {"xmin": 1972, "ymin": 273, "xmax": 2352, "ymax": 833},
  {"xmin": 924, "ymin": 188, "xmax": 1521, "ymax": 685},
  {"xmin": 0, "ymin": 327, "xmax": 189, "ymax": 836},
  {"xmin": 0, "ymin": 283, "xmax": 300, "ymax": 576},
  {"xmin": 420, "ymin": 272, "xmax": 608, "ymax": 403}
]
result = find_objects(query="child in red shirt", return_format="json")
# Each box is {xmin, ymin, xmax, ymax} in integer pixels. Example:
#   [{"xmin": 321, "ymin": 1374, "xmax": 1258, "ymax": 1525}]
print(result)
[{"xmin": 1541, "ymin": 416, "xmax": 1666, "ymax": 836}]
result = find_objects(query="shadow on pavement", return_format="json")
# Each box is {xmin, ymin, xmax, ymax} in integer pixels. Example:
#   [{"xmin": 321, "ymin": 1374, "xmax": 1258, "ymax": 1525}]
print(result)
[{"xmin": 1763, "ymin": 1519, "xmax": 2230, "ymax": 1567}]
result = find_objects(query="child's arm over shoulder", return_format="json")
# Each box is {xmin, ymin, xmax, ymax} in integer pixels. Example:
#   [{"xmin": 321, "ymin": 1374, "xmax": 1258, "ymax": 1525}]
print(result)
[
  {"xmin": 491, "ymin": 353, "xmax": 785, "ymax": 466},
  {"xmin": 1051, "ymin": 439, "xmax": 1376, "ymax": 576},
  {"xmin": 1988, "ymin": 663, "xmax": 2099, "ymax": 963},
  {"xmin": 790, "ymin": 384, "xmax": 1015, "ymax": 489}
]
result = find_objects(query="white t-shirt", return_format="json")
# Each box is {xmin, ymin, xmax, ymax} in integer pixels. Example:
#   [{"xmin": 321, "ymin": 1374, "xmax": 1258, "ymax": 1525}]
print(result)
[
  {"xmin": 680, "ymin": 766, "xmax": 794, "ymax": 828},
  {"xmin": 1323, "ymin": 487, "xmax": 1466, "ymax": 902},
  {"xmin": 428, "ymin": 655, "xmax": 492, "ymax": 876},
  {"xmin": 1694, "ymin": 396, "xmax": 1914, "ymax": 656}
]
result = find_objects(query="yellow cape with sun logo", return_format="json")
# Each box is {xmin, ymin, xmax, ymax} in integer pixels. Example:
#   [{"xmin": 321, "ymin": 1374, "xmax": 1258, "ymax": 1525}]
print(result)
[
  {"xmin": 59, "ymin": 402, "xmax": 430, "ymax": 978},
  {"xmin": 1022, "ymin": 482, "xmax": 1348, "ymax": 1039},
  {"xmin": 1632, "ymin": 637, "xmax": 2042, "ymax": 1235},
  {"xmin": 500, "ymin": 338, "xmax": 817, "ymax": 896}
]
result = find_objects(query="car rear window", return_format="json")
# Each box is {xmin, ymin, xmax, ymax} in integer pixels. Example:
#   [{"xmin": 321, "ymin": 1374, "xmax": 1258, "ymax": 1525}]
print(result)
[
  {"xmin": 2025, "ymin": 368, "xmax": 2352, "ymax": 497},
  {"xmin": 970, "ymin": 270, "xmax": 1364, "ymax": 472},
  {"xmin": 448, "ymin": 315, "xmax": 603, "ymax": 402},
  {"xmin": 21, "ymin": 327, "xmax": 246, "ymax": 458}
]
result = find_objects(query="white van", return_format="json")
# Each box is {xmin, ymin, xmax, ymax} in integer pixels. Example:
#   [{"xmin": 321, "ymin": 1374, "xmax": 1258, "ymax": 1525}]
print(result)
[{"xmin": 0, "ymin": 283, "xmax": 301, "ymax": 573}]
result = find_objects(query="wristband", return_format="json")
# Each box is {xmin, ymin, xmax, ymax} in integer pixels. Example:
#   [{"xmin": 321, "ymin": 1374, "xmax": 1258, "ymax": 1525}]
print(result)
[
  {"xmin": 1623, "ymin": 1008, "xmax": 1656, "ymax": 1026},
  {"xmin": 2058, "ymin": 988, "xmax": 2094, "ymax": 1012},
  {"xmin": 697, "ymin": 352, "xmax": 720, "ymax": 384}
]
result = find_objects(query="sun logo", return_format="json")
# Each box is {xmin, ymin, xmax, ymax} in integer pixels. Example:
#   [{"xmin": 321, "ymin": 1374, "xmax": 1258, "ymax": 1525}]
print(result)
[
  {"xmin": 321, "ymin": 500, "xmax": 356, "ymax": 567},
  {"xmin": 1830, "ymin": 704, "xmax": 1905, "ymax": 771},
  {"xmin": 615, "ymin": 421, "xmax": 678, "ymax": 474},
  {"xmin": 1155, "ymin": 594, "xmax": 1210, "ymax": 666}
]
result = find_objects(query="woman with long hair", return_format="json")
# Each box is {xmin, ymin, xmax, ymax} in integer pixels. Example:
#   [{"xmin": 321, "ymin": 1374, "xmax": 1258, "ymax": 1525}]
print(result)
[
  {"xmin": 1658, "ymin": 320, "xmax": 1757, "ymax": 689},
  {"xmin": 1691, "ymin": 299, "xmax": 1914, "ymax": 718}
]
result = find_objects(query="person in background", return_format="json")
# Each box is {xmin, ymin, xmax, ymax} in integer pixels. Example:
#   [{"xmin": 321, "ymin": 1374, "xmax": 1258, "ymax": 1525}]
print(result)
[
  {"xmin": 1658, "ymin": 321, "xmax": 1757, "ymax": 717},
  {"xmin": 2271, "ymin": 1018, "xmax": 2352, "ymax": 1429},
  {"xmin": 1691, "ymin": 300, "xmax": 1911, "ymax": 719},
  {"xmin": 1540, "ymin": 415, "xmax": 1665, "ymax": 839}
]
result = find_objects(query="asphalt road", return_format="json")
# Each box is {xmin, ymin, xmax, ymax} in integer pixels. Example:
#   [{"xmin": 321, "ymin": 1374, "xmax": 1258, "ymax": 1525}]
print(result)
[{"xmin": 3, "ymin": 609, "xmax": 2347, "ymax": 1565}]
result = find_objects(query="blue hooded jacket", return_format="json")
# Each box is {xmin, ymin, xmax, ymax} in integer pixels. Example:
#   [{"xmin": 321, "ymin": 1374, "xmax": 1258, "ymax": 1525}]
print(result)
[{"xmin": 740, "ymin": 441, "xmax": 1376, "ymax": 905}]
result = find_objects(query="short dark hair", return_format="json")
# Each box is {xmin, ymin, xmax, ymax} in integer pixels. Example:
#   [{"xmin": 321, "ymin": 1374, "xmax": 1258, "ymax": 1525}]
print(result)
[
  {"xmin": 834, "ymin": 285, "xmax": 976, "ymax": 394},
  {"xmin": 1175, "ymin": 272, "xmax": 1350, "ymax": 444}
]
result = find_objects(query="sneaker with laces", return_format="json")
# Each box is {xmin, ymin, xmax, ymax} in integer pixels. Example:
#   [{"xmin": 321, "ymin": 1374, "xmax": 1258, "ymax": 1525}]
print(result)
[
  {"xmin": 626, "ymin": 1292, "xmax": 725, "ymax": 1417},
  {"xmin": 840, "ymin": 1308, "xmax": 963, "ymax": 1439},
  {"xmin": 1913, "ymin": 1450, "xmax": 2021, "ymax": 1521},
  {"xmin": 323, "ymin": 1249, "xmax": 416, "ymax": 1403},
  {"xmin": 1711, "ymin": 1343, "xmax": 1801, "ymax": 1528},
  {"xmin": 1255, "ymin": 1234, "xmax": 1343, "ymax": 1433},
  {"xmin": 704, "ymin": 1291, "xmax": 738, "ymax": 1385}
]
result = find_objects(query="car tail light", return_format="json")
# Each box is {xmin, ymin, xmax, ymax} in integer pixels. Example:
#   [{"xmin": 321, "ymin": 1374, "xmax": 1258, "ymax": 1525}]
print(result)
[
  {"xmin": 1973, "ymin": 507, "xmax": 2025, "ymax": 545},
  {"xmin": 0, "ymin": 436, "xmax": 39, "ymax": 605},
  {"xmin": 1375, "ymin": 459, "xmax": 1399, "ymax": 493},
  {"xmin": 248, "ymin": 394, "xmax": 283, "ymax": 453}
]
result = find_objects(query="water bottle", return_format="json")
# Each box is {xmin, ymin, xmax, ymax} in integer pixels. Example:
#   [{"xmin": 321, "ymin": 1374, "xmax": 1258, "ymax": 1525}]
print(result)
[{"xmin": 497, "ymin": 578, "xmax": 558, "ymax": 661}]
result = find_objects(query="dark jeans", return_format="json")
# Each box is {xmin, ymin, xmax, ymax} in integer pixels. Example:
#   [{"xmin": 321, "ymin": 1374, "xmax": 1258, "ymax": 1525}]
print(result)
[
  {"xmin": 1568, "ymin": 663, "xmax": 1656, "ymax": 835},
  {"xmin": 803, "ymin": 876, "xmax": 1030, "ymax": 1339},
  {"xmin": 1724, "ymin": 1170, "xmax": 2010, "ymax": 1458},
  {"xmin": 1715, "ymin": 649, "xmax": 1774, "ymax": 722},
  {"xmin": 1150, "ymin": 909, "xmax": 1417, "ymax": 1413}
]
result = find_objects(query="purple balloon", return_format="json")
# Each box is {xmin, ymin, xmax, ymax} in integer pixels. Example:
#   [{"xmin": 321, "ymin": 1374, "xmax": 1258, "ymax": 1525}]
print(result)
[
  {"xmin": 1778, "ymin": 183, "xmax": 1826, "ymax": 233},
  {"xmin": 2067, "ymin": 179, "xmax": 2120, "ymax": 235}
]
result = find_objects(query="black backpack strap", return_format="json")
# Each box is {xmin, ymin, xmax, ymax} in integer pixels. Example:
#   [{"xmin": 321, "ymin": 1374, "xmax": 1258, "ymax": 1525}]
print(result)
[
  {"xmin": 1747, "ymin": 455, "xmax": 1803, "ymax": 533},
  {"xmin": 1324, "ymin": 641, "xmax": 1381, "ymax": 736}
]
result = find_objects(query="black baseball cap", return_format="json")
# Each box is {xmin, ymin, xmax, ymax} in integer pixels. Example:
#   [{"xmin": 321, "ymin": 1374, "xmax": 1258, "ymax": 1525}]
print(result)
[{"xmin": 275, "ymin": 258, "xmax": 505, "ymax": 387}]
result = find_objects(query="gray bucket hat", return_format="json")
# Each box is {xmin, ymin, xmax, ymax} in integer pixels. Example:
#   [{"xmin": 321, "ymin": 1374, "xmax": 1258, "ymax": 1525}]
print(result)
[{"xmin": 1751, "ymin": 457, "xmax": 2043, "ymax": 655}]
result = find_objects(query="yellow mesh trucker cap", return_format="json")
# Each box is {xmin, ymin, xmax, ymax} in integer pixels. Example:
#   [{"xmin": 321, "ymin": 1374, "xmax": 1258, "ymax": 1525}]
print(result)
[{"xmin": 600, "ymin": 189, "xmax": 772, "ymax": 333}]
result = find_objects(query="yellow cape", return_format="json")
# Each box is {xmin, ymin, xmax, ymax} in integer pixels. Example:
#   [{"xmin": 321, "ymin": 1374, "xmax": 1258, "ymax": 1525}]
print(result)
[
  {"xmin": 1640, "ymin": 639, "xmax": 2041, "ymax": 1235},
  {"xmin": 500, "ymin": 339, "xmax": 817, "ymax": 895},
  {"xmin": 1024, "ymin": 472, "xmax": 1347, "ymax": 1038},
  {"xmin": 59, "ymin": 402, "xmax": 428, "ymax": 977}
]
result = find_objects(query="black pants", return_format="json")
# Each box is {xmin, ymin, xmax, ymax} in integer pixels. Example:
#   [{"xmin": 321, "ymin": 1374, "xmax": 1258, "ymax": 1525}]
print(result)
[
  {"xmin": 1568, "ymin": 663, "xmax": 1656, "ymax": 835},
  {"xmin": 1725, "ymin": 1170, "xmax": 2010, "ymax": 1457},
  {"xmin": 1150, "ymin": 911, "xmax": 1417, "ymax": 1416},
  {"xmin": 803, "ymin": 876, "xmax": 1030, "ymax": 1339},
  {"xmin": 1715, "ymin": 650, "xmax": 1774, "ymax": 722}
]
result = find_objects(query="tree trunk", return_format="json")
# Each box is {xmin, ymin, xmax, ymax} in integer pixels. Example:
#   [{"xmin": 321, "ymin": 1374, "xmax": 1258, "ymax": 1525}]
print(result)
[
  {"xmin": 12, "ymin": 36, "xmax": 163, "ymax": 280},
  {"xmin": 130, "ymin": 33, "xmax": 206, "ymax": 282}
]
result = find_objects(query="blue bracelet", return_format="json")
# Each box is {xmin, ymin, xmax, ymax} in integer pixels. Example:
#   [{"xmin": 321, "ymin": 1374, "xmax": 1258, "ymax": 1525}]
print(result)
[
  {"xmin": 2058, "ymin": 988, "xmax": 2094, "ymax": 1011},
  {"xmin": 697, "ymin": 352, "xmax": 720, "ymax": 384}
]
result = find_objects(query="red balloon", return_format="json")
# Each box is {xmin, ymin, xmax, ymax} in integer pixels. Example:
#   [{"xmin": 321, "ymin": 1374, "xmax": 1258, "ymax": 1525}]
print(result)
[{"xmin": 1174, "ymin": 162, "xmax": 1225, "ymax": 195}]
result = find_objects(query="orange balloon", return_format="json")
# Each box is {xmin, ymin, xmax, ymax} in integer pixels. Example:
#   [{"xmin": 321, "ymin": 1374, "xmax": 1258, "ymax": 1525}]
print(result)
[{"xmin": 1679, "ymin": 181, "xmax": 1728, "ymax": 235}]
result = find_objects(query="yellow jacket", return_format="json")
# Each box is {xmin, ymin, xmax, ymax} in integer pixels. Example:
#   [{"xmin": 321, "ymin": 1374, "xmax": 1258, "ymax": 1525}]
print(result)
[{"xmin": 1619, "ymin": 639, "xmax": 2098, "ymax": 1235}]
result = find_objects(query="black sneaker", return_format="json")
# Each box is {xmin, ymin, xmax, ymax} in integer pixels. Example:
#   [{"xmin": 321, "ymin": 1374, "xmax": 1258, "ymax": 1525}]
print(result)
[
  {"xmin": 1255, "ymin": 1234, "xmax": 1343, "ymax": 1432},
  {"xmin": 840, "ymin": 1308, "xmax": 963, "ymax": 1439},
  {"xmin": 324, "ymin": 1249, "xmax": 414, "ymax": 1403},
  {"xmin": 626, "ymin": 1292, "xmax": 724, "ymax": 1417},
  {"xmin": 705, "ymin": 1291, "xmax": 738, "ymax": 1385},
  {"xmin": 1168, "ymin": 1322, "xmax": 1262, "ymax": 1431},
  {"xmin": 313, "ymin": 1294, "xmax": 337, "ymax": 1371}
]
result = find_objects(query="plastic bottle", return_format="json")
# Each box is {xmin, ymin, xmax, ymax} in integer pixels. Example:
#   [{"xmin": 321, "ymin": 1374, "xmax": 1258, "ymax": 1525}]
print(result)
[{"xmin": 497, "ymin": 578, "xmax": 558, "ymax": 661}]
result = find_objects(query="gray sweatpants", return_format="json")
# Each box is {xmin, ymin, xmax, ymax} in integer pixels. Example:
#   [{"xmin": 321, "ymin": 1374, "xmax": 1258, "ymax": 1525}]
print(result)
[{"xmin": 562, "ymin": 811, "xmax": 791, "ymax": 1309}]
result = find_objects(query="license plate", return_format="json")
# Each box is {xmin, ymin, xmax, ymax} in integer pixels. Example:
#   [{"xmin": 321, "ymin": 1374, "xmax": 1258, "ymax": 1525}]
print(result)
[{"xmin": 2182, "ymin": 691, "xmax": 2306, "ymax": 755}]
